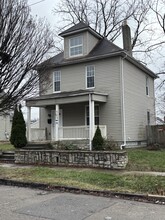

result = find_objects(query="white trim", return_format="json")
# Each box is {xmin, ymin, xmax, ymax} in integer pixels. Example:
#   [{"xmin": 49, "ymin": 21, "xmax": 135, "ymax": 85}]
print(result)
[
  {"xmin": 27, "ymin": 106, "xmax": 31, "ymax": 141},
  {"xmin": 69, "ymin": 35, "xmax": 83, "ymax": 57},
  {"xmin": 86, "ymin": 65, "xmax": 95, "ymax": 89},
  {"xmin": 53, "ymin": 70, "xmax": 61, "ymax": 93},
  {"xmin": 89, "ymin": 93, "xmax": 95, "ymax": 151}
]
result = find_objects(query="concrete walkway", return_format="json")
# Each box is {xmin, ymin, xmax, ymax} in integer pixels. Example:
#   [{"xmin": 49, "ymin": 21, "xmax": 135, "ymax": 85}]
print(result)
[
  {"xmin": 122, "ymin": 171, "xmax": 165, "ymax": 176},
  {"xmin": 0, "ymin": 162, "xmax": 165, "ymax": 177}
]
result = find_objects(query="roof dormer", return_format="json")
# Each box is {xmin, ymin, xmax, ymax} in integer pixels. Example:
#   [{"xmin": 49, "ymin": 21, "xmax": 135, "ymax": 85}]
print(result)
[{"xmin": 59, "ymin": 22, "xmax": 102, "ymax": 59}]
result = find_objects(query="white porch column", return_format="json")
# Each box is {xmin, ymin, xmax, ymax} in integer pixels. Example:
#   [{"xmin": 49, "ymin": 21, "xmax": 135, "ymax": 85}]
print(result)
[
  {"xmin": 89, "ymin": 93, "xmax": 95, "ymax": 151},
  {"xmin": 27, "ymin": 106, "xmax": 31, "ymax": 141},
  {"xmin": 55, "ymin": 104, "xmax": 59, "ymax": 141}
]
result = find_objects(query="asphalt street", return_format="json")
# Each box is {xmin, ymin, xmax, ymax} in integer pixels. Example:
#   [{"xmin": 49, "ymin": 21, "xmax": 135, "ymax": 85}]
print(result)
[{"xmin": 0, "ymin": 185, "xmax": 164, "ymax": 220}]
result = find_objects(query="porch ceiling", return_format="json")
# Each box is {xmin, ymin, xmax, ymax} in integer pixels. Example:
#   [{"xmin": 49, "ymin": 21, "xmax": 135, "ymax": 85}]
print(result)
[{"xmin": 26, "ymin": 90, "xmax": 108, "ymax": 107}]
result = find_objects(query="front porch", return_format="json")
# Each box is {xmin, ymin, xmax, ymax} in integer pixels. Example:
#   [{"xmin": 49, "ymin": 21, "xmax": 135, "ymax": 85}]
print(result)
[
  {"xmin": 26, "ymin": 90, "xmax": 108, "ymax": 150},
  {"xmin": 30, "ymin": 125, "xmax": 107, "ymax": 141}
]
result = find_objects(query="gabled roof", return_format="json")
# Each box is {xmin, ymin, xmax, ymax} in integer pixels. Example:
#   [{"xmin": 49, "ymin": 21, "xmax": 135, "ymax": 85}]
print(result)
[{"xmin": 59, "ymin": 21, "xmax": 102, "ymax": 39}]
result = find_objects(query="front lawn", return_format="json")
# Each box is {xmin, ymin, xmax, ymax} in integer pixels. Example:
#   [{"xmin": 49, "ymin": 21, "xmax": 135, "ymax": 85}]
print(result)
[
  {"xmin": 126, "ymin": 148, "xmax": 165, "ymax": 172},
  {"xmin": 0, "ymin": 166, "xmax": 164, "ymax": 195},
  {"xmin": 0, "ymin": 143, "xmax": 15, "ymax": 151}
]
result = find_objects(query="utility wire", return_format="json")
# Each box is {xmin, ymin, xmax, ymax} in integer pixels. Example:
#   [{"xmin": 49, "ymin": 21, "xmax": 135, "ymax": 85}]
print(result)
[{"xmin": 29, "ymin": 0, "xmax": 46, "ymax": 7}]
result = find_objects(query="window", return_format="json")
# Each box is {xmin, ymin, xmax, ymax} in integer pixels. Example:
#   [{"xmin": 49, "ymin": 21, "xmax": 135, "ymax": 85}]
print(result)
[
  {"xmin": 147, "ymin": 111, "xmax": 150, "ymax": 125},
  {"xmin": 86, "ymin": 65, "xmax": 95, "ymax": 88},
  {"xmin": 69, "ymin": 36, "xmax": 83, "ymax": 57},
  {"xmin": 53, "ymin": 71, "xmax": 61, "ymax": 92},
  {"xmin": 86, "ymin": 105, "xmax": 99, "ymax": 125},
  {"xmin": 146, "ymin": 77, "xmax": 149, "ymax": 96}
]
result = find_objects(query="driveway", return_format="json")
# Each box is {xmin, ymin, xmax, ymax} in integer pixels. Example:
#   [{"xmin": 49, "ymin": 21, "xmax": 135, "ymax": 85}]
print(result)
[{"xmin": 0, "ymin": 185, "xmax": 164, "ymax": 220}]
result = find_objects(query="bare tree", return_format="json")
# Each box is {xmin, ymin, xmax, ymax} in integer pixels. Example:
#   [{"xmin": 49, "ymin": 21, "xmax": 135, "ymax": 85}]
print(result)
[
  {"xmin": 54, "ymin": 0, "xmax": 156, "ymax": 46},
  {"xmin": 0, "ymin": 0, "xmax": 54, "ymax": 115},
  {"xmin": 53, "ymin": 0, "xmax": 165, "ymax": 119},
  {"xmin": 54, "ymin": 0, "xmax": 139, "ymax": 41}
]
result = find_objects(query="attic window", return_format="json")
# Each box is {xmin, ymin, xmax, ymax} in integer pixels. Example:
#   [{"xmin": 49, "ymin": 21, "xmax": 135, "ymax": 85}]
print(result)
[{"xmin": 69, "ymin": 35, "xmax": 83, "ymax": 57}]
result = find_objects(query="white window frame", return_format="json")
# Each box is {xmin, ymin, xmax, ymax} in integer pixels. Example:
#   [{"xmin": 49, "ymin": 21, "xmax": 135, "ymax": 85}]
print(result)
[
  {"xmin": 69, "ymin": 35, "xmax": 83, "ymax": 57},
  {"xmin": 53, "ymin": 70, "xmax": 61, "ymax": 93},
  {"xmin": 146, "ymin": 77, "xmax": 149, "ymax": 96},
  {"xmin": 85, "ymin": 104, "xmax": 99, "ymax": 126},
  {"xmin": 86, "ymin": 65, "xmax": 95, "ymax": 89}
]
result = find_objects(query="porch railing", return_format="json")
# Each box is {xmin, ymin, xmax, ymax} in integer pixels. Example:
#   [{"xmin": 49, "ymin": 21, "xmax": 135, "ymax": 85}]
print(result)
[
  {"xmin": 59, "ymin": 125, "xmax": 107, "ymax": 140},
  {"xmin": 29, "ymin": 125, "xmax": 107, "ymax": 141}
]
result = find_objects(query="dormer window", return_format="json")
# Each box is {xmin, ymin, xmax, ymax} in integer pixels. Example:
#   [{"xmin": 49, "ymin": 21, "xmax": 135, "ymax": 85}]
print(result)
[{"xmin": 69, "ymin": 35, "xmax": 83, "ymax": 57}]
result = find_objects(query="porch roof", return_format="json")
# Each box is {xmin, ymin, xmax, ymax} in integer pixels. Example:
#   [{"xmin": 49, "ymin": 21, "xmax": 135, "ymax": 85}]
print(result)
[{"xmin": 26, "ymin": 90, "xmax": 108, "ymax": 107}]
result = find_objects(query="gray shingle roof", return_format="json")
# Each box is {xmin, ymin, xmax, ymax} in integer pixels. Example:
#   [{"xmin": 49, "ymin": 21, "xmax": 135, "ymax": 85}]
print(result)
[
  {"xmin": 59, "ymin": 22, "xmax": 89, "ymax": 36},
  {"xmin": 59, "ymin": 21, "xmax": 102, "ymax": 39},
  {"xmin": 38, "ymin": 38, "xmax": 123, "ymax": 68}
]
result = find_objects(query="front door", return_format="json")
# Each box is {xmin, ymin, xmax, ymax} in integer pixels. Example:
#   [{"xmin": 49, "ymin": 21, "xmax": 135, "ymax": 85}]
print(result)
[{"xmin": 51, "ymin": 109, "xmax": 63, "ymax": 140}]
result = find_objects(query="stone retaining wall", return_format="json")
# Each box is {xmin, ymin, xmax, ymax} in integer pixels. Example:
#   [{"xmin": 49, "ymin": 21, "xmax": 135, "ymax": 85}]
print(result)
[{"xmin": 15, "ymin": 150, "xmax": 128, "ymax": 169}]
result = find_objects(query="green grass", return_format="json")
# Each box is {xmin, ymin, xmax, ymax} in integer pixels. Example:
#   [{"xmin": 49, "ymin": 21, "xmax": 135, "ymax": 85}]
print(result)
[
  {"xmin": 126, "ymin": 148, "xmax": 165, "ymax": 172},
  {"xmin": 0, "ymin": 146, "xmax": 165, "ymax": 195},
  {"xmin": 0, "ymin": 143, "xmax": 15, "ymax": 151},
  {"xmin": 0, "ymin": 166, "xmax": 164, "ymax": 195}
]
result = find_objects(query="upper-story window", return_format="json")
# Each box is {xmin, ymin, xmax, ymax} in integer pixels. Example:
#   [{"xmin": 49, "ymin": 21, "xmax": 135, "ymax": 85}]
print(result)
[
  {"xmin": 69, "ymin": 35, "xmax": 83, "ymax": 57},
  {"xmin": 86, "ymin": 65, "xmax": 95, "ymax": 88},
  {"xmin": 146, "ymin": 77, "xmax": 149, "ymax": 96},
  {"xmin": 53, "ymin": 70, "xmax": 61, "ymax": 92}
]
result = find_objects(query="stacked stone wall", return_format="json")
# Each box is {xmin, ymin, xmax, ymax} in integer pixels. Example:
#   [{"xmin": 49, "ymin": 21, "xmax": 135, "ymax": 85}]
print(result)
[{"xmin": 15, "ymin": 150, "xmax": 128, "ymax": 169}]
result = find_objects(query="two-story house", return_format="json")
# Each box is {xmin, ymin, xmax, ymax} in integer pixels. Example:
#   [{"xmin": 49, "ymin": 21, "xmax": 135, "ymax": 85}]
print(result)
[{"xmin": 26, "ymin": 22, "xmax": 157, "ymax": 149}]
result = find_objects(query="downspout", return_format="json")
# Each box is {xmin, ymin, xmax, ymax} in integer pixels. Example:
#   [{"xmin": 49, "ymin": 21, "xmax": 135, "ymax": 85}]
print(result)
[{"xmin": 120, "ymin": 55, "xmax": 127, "ymax": 150}]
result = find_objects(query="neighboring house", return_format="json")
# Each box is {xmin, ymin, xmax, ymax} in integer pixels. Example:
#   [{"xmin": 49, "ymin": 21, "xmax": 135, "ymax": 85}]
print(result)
[
  {"xmin": 26, "ymin": 22, "xmax": 157, "ymax": 149},
  {"xmin": 0, "ymin": 113, "xmax": 12, "ymax": 141},
  {"xmin": 0, "ymin": 92, "xmax": 12, "ymax": 141}
]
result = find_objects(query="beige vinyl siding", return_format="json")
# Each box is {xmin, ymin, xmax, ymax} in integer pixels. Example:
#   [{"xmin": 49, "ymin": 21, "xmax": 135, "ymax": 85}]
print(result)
[
  {"xmin": 123, "ymin": 59, "xmax": 156, "ymax": 142},
  {"xmin": 40, "ymin": 57, "xmax": 122, "ymax": 141},
  {"xmin": 61, "ymin": 103, "xmax": 86, "ymax": 126},
  {"xmin": 63, "ymin": 31, "xmax": 99, "ymax": 59},
  {"xmin": 86, "ymin": 32, "xmax": 99, "ymax": 54},
  {"xmin": 97, "ymin": 58, "xmax": 122, "ymax": 141}
]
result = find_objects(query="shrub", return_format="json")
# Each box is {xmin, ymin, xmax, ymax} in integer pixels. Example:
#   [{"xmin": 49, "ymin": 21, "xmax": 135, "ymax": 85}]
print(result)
[
  {"xmin": 103, "ymin": 138, "xmax": 120, "ymax": 151},
  {"xmin": 10, "ymin": 104, "xmax": 27, "ymax": 148},
  {"xmin": 92, "ymin": 126, "xmax": 104, "ymax": 150},
  {"xmin": 147, "ymin": 143, "xmax": 160, "ymax": 151}
]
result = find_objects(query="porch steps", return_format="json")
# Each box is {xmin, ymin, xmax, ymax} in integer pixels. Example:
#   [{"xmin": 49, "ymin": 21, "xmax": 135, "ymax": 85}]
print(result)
[
  {"xmin": 23, "ymin": 143, "xmax": 52, "ymax": 150},
  {"xmin": 0, "ymin": 151, "xmax": 15, "ymax": 163}
]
